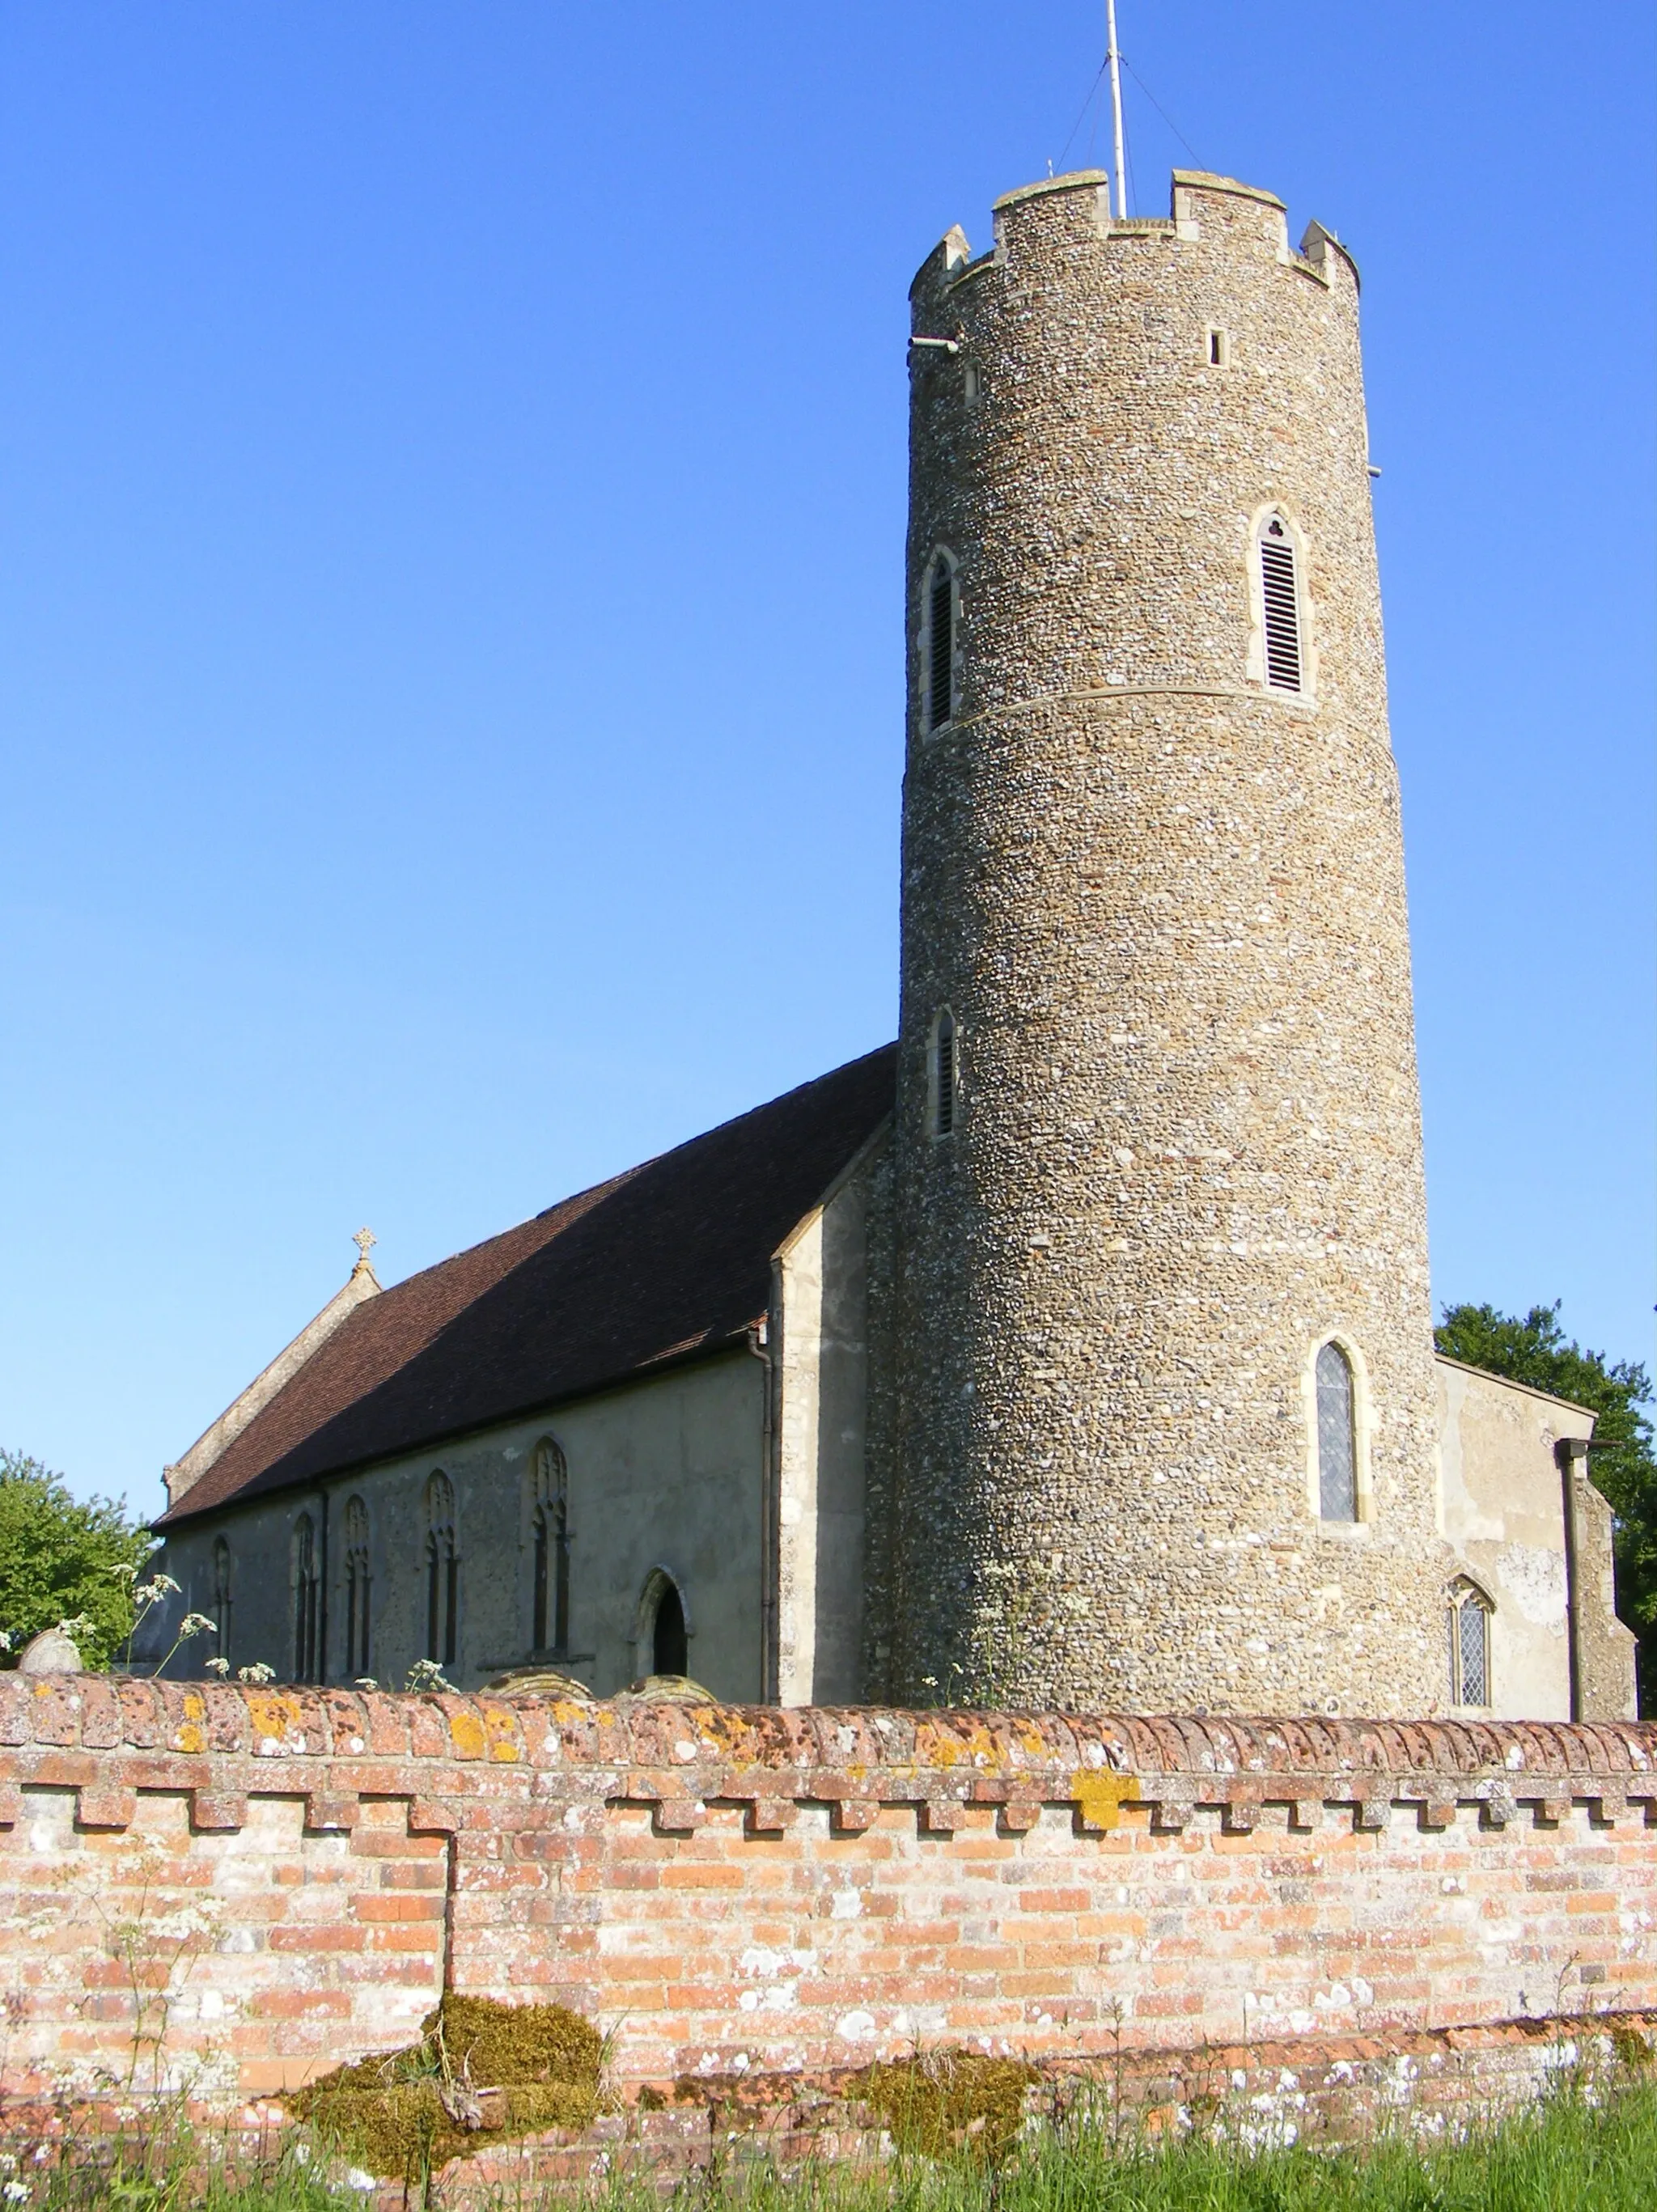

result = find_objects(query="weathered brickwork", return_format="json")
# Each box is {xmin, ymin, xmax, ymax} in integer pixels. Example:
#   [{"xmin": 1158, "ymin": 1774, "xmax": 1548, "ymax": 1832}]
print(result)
[
  {"xmin": 878, "ymin": 170, "xmax": 1446, "ymax": 1713},
  {"xmin": 1, "ymin": 1680, "xmax": 1651, "ymax": 2104}
]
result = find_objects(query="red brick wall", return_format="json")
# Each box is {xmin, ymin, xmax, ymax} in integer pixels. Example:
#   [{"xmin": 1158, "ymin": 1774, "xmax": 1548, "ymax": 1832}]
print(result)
[{"xmin": 1, "ymin": 1678, "xmax": 1651, "ymax": 2100}]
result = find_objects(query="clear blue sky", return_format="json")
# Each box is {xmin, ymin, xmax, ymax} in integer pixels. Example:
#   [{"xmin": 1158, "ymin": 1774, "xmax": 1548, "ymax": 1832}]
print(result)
[{"xmin": 2, "ymin": 4, "xmax": 1651, "ymax": 1521}]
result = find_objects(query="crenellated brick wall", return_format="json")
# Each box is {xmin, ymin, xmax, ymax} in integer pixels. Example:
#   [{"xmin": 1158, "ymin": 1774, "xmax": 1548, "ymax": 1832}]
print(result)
[{"xmin": 1, "ymin": 1677, "xmax": 1652, "ymax": 2103}]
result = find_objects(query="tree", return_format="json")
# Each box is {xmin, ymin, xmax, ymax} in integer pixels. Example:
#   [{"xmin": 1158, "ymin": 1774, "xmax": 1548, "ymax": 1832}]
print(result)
[
  {"xmin": 1435, "ymin": 1303, "xmax": 1656, "ymax": 1714},
  {"xmin": 0, "ymin": 1450, "xmax": 155, "ymax": 1669}
]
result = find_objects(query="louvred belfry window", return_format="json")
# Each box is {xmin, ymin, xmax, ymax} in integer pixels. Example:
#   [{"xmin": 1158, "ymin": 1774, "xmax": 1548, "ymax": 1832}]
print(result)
[
  {"xmin": 1260, "ymin": 518, "xmax": 1303, "ymax": 693},
  {"xmin": 926, "ymin": 557, "xmax": 955, "ymax": 731}
]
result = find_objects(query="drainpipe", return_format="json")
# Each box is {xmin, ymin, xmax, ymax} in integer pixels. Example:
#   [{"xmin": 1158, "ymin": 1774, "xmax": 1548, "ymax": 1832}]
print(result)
[{"xmin": 748, "ymin": 1299, "xmax": 779, "ymax": 1704}]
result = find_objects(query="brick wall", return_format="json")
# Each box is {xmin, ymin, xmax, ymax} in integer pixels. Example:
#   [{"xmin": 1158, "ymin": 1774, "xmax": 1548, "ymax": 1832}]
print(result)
[{"xmin": 1, "ymin": 1678, "xmax": 1651, "ymax": 2101}]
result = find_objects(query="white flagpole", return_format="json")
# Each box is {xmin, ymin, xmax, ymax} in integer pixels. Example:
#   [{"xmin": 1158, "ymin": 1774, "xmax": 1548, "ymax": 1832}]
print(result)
[{"xmin": 1105, "ymin": 0, "xmax": 1127, "ymax": 220}]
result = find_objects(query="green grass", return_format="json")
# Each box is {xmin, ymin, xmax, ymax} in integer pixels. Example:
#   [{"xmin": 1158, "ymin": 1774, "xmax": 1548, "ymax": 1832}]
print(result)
[{"xmin": 10, "ymin": 2078, "xmax": 1653, "ymax": 2210}]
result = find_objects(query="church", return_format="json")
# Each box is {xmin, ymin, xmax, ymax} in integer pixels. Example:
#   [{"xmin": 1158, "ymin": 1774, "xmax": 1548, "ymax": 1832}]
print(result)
[{"xmin": 146, "ymin": 168, "xmax": 1635, "ymax": 1723}]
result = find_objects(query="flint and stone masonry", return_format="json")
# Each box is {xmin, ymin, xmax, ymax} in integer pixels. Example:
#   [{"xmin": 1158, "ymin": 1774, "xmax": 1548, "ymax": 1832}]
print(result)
[{"xmin": 878, "ymin": 172, "xmax": 1447, "ymax": 1714}]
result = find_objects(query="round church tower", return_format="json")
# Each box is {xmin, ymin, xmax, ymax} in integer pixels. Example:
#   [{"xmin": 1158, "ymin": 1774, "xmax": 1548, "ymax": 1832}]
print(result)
[{"xmin": 881, "ymin": 170, "xmax": 1447, "ymax": 1716}]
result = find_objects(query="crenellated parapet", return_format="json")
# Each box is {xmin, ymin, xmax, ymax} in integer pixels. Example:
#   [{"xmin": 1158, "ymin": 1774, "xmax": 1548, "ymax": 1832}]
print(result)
[{"xmin": 2, "ymin": 1676, "xmax": 1652, "ymax": 1839}]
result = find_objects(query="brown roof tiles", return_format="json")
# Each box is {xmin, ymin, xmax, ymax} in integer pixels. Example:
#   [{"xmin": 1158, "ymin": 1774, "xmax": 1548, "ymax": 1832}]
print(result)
[{"xmin": 159, "ymin": 1045, "xmax": 896, "ymax": 1525}]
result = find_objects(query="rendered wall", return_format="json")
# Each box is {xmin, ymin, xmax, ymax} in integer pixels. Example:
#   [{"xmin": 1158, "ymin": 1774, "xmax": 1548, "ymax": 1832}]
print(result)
[
  {"xmin": 1435, "ymin": 1355, "xmax": 1636, "ymax": 1721},
  {"xmin": 1, "ymin": 1678, "xmax": 1651, "ymax": 2101},
  {"xmin": 151, "ymin": 1353, "xmax": 765, "ymax": 1701}
]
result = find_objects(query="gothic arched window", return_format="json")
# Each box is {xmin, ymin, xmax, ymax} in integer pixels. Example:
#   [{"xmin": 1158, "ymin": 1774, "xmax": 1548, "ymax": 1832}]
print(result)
[
  {"xmin": 1257, "ymin": 514, "xmax": 1303, "ymax": 693},
  {"xmin": 531, "ymin": 1438, "xmax": 571, "ymax": 1656},
  {"xmin": 212, "ymin": 1536, "xmax": 233, "ymax": 1667},
  {"xmin": 1315, "ymin": 1341, "xmax": 1358, "ymax": 1523},
  {"xmin": 923, "ymin": 549, "xmax": 958, "ymax": 733},
  {"xmin": 1447, "ymin": 1578, "xmax": 1494, "ymax": 1708},
  {"xmin": 292, "ymin": 1514, "xmax": 320, "ymax": 1682},
  {"xmin": 425, "ymin": 1473, "xmax": 458, "ymax": 1668},
  {"xmin": 344, "ymin": 1495, "xmax": 371, "ymax": 1680}
]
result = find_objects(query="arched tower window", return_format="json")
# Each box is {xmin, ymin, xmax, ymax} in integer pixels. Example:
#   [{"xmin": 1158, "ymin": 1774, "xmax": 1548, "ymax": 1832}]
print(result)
[
  {"xmin": 212, "ymin": 1536, "xmax": 233, "ymax": 1667},
  {"xmin": 531, "ymin": 1438, "xmax": 571, "ymax": 1656},
  {"xmin": 922, "ymin": 549, "xmax": 958, "ymax": 733},
  {"xmin": 1257, "ymin": 514, "xmax": 1303, "ymax": 693},
  {"xmin": 1447, "ymin": 1578, "xmax": 1494, "ymax": 1708},
  {"xmin": 343, "ymin": 1495, "xmax": 371, "ymax": 1679},
  {"xmin": 425, "ymin": 1472, "xmax": 458, "ymax": 1669},
  {"xmin": 1315, "ymin": 1342, "xmax": 1358, "ymax": 1523},
  {"xmin": 291, "ymin": 1514, "xmax": 320, "ymax": 1683},
  {"xmin": 930, "ymin": 1007, "xmax": 959, "ymax": 1139}
]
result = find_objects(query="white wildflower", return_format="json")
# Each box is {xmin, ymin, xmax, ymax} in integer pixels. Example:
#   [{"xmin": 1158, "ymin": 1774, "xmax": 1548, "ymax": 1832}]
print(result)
[
  {"xmin": 176, "ymin": 1612, "xmax": 217, "ymax": 1640},
  {"xmin": 237, "ymin": 1662, "xmax": 277, "ymax": 1684},
  {"xmin": 3, "ymin": 2179, "xmax": 29, "ymax": 2202},
  {"xmin": 354, "ymin": 1678, "xmax": 378, "ymax": 1691},
  {"xmin": 204, "ymin": 1656, "xmax": 231, "ymax": 1677},
  {"xmin": 405, "ymin": 1659, "xmax": 456, "ymax": 1693}
]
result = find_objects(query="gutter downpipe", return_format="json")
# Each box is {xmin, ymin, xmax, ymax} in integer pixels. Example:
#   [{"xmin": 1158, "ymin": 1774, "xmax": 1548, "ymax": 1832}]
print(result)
[{"xmin": 748, "ymin": 1297, "xmax": 779, "ymax": 1705}]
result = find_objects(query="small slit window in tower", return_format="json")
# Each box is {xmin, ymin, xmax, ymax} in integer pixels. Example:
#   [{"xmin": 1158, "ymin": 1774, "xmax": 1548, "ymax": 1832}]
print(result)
[
  {"xmin": 1447, "ymin": 1580, "xmax": 1493, "ymax": 1707},
  {"xmin": 1260, "ymin": 518, "xmax": 1303, "ymax": 693},
  {"xmin": 1315, "ymin": 1341, "xmax": 1358, "ymax": 1522},
  {"xmin": 1207, "ymin": 327, "xmax": 1229, "ymax": 367},
  {"xmin": 926, "ymin": 557, "xmax": 955, "ymax": 731},
  {"xmin": 933, "ymin": 1010, "xmax": 957, "ymax": 1138}
]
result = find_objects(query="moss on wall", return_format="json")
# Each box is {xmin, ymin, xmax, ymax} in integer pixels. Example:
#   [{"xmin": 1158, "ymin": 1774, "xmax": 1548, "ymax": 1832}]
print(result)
[{"xmin": 290, "ymin": 1993, "xmax": 604, "ymax": 2180}]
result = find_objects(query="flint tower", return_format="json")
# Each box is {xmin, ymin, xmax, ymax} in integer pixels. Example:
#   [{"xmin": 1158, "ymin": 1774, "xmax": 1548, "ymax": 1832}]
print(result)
[{"xmin": 875, "ymin": 171, "xmax": 1447, "ymax": 1716}]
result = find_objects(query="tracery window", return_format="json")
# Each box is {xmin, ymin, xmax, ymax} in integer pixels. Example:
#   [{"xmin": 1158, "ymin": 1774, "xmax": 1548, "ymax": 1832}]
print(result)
[
  {"xmin": 1447, "ymin": 1578, "xmax": 1494, "ymax": 1708},
  {"xmin": 1316, "ymin": 1341, "xmax": 1358, "ymax": 1523},
  {"xmin": 531, "ymin": 1438, "xmax": 571, "ymax": 1656},
  {"xmin": 343, "ymin": 1495, "xmax": 371, "ymax": 1679},
  {"xmin": 922, "ymin": 549, "xmax": 957, "ymax": 733},
  {"xmin": 425, "ymin": 1472, "xmax": 458, "ymax": 1668},
  {"xmin": 292, "ymin": 1514, "xmax": 320, "ymax": 1683},
  {"xmin": 1257, "ymin": 514, "xmax": 1303, "ymax": 693}
]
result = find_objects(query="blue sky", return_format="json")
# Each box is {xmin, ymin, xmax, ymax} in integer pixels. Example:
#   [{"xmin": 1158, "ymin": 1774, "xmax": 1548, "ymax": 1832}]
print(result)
[{"xmin": 2, "ymin": 3, "xmax": 1651, "ymax": 1520}]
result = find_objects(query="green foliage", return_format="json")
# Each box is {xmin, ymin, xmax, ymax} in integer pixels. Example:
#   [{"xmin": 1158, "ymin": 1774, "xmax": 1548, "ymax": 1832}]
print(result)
[
  {"xmin": 1435, "ymin": 1301, "xmax": 1657, "ymax": 1710},
  {"xmin": 12, "ymin": 2073, "xmax": 1657, "ymax": 2209},
  {"xmin": 0, "ymin": 1449, "xmax": 155, "ymax": 1670}
]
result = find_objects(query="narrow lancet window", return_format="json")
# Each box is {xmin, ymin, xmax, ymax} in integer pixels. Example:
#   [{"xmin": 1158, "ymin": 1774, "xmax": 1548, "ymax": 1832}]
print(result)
[
  {"xmin": 213, "ymin": 1536, "xmax": 233, "ymax": 1666},
  {"xmin": 1447, "ymin": 1580, "xmax": 1493, "ymax": 1707},
  {"xmin": 425, "ymin": 1472, "xmax": 458, "ymax": 1668},
  {"xmin": 1259, "ymin": 515, "xmax": 1303, "ymax": 692},
  {"xmin": 1316, "ymin": 1341, "xmax": 1358, "ymax": 1522},
  {"xmin": 344, "ymin": 1495, "xmax": 371, "ymax": 1679},
  {"xmin": 292, "ymin": 1514, "xmax": 320, "ymax": 1682},
  {"xmin": 531, "ymin": 1438, "xmax": 571, "ymax": 1655},
  {"xmin": 925, "ymin": 553, "xmax": 956, "ymax": 731}
]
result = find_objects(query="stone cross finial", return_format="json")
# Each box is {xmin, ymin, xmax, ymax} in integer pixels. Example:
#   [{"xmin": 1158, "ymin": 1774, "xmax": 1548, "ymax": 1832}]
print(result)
[{"xmin": 352, "ymin": 1227, "xmax": 377, "ymax": 1272}]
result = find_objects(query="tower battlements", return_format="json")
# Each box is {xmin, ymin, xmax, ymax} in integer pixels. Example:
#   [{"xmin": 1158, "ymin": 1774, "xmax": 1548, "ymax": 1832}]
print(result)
[{"xmin": 912, "ymin": 170, "xmax": 1360, "ymax": 311}]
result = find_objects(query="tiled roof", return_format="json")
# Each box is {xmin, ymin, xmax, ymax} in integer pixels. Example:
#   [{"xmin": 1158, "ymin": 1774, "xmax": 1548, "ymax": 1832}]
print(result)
[{"xmin": 159, "ymin": 1045, "xmax": 896, "ymax": 1525}]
